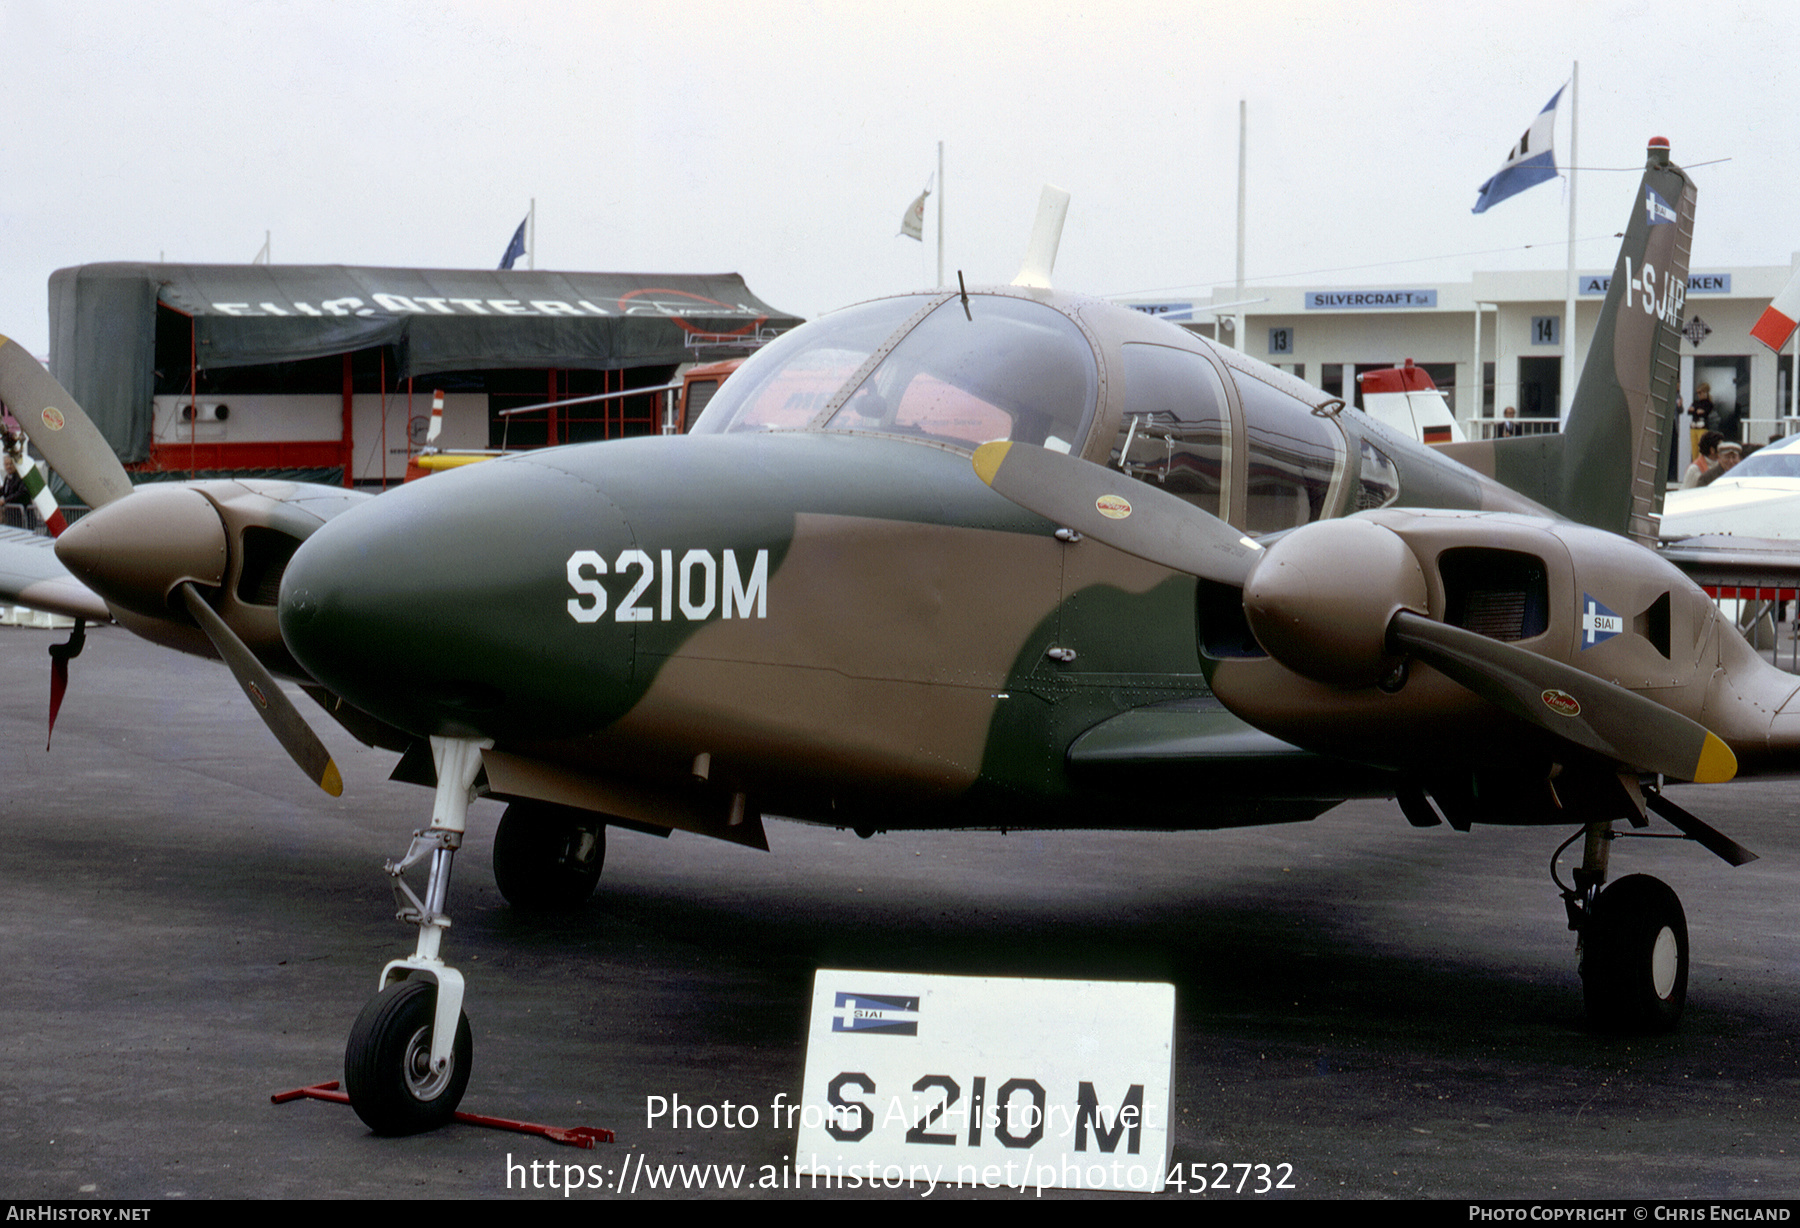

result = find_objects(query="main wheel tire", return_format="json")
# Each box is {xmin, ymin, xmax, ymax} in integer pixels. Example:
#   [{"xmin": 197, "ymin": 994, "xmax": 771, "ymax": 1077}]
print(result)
[
  {"xmin": 1580, "ymin": 874, "xmax": 1688, "ymax": 1033},
  {"xmin": 344, "ymin": 980, "xmax": 473, "ymax": 1135},
  {"xmin": 492, "ymin": 801, "xmax": 606, "ymax": 911}
]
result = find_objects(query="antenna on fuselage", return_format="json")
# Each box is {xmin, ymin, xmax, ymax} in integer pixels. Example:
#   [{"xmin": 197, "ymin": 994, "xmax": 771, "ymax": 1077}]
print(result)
[{"xmin": 1012, "ymin": 185, "xmax": 1070, "ymax": 289}]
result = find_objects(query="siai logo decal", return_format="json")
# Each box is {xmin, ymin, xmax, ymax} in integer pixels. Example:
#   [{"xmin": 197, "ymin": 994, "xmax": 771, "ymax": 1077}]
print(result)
[
  {"xmin": 1644, "ymin": 186, "xmax": 1677, "ymax": 226},
  {"xmin": 1095, "ymin": 494, "xmax": 1133, "ymax": 520},
  {"xmin": 1581, "ymin": 595, "xmax": 1624, "ymax": 648}
]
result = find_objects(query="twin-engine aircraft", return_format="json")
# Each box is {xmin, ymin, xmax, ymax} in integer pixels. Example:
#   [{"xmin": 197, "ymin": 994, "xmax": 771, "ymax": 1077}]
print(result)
[{"xmin": 0, "ymin": 139, "xmax": 1792, "ymax": 1137}]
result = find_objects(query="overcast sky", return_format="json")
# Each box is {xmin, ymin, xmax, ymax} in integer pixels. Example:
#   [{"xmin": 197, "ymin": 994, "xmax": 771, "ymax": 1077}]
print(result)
[{"xmin": 3, "ymin": 0, "xmax": 1796, "ymax": 359}]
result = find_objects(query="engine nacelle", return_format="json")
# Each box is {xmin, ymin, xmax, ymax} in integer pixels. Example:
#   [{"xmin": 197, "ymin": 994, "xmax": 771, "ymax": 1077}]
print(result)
[{"xmin": 1211, "ymin": 508, "xmax": 1722, "ymax": 773}]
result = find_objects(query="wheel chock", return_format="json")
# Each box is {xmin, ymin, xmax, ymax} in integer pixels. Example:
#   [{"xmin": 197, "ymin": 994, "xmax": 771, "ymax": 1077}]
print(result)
[{"xmin": 272, "ymin": 1080, "xmax": 616, "ymax": 1148}]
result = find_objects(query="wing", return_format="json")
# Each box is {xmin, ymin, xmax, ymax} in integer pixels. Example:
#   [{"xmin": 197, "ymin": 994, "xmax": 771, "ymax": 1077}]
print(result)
[
  {"xmin": 0, "ymin": 526, "xmax": 109, "ymax": 621},
  {"xmin": 1066, "ymin": 695, "xmax": 1400, "ymax": 815},
  {"xmin": 1657, "ymin": 534, "xmax": 1800, "ymax": 592}
]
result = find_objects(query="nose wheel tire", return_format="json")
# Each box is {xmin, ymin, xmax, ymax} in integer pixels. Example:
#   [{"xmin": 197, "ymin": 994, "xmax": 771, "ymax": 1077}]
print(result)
[
  {"xmin": 492, "ymin": 801, "xmax": 606, "ymax": 911},
  {"xmin": 1580, "ymin": 874, "xmax": 1688, "ymax": 1033},
  {"xmin": 345, "ymin": 980, "xmax": 473, "ymax": 1135}
]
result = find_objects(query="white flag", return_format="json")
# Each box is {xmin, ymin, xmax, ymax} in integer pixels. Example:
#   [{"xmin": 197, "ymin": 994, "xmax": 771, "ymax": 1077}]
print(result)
[{"xmin": 899, "ymin": 188, "xmax": 929, "ymax": 241}]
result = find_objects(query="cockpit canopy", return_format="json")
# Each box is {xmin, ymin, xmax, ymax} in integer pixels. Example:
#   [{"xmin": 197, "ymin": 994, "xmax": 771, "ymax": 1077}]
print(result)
[
  {"xmin": 692, "ymin": 293, "xmax": 1096, "ymax": 452},
  {"xmin": 692, "ymin": 289, "xmax": 1397, "ymax": 534}
]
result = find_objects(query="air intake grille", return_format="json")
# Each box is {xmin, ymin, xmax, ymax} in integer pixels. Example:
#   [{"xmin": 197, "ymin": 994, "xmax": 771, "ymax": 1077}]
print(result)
[{"xmin": 1438, "ymin": 548, "xmax": 1549, "ymax": 642}]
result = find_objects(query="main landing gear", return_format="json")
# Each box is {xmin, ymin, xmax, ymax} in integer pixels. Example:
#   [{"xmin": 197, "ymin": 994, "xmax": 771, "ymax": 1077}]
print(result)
[
  {"xmin": 1551, "ymin": 785, "xmax": 1756, "ymax": 1033},
  {"xmin": 1557, "ymin": 819, "xmax": 1689, "ymax": 1033},
  {"xmin": 344, "ymin": 736, "xmax": 489, "ymax": 1135},
  {"xmin": 492, "ymin": 800, "xmax": 606, "ymax": 912}
]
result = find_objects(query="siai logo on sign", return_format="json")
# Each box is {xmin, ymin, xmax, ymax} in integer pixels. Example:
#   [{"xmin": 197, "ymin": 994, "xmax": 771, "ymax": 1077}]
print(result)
[
  {"xmin": 832, "ymin": 993, "xmax": 921, "ymax": 1036},
  {"xmin": 1581, "ymin": 594, "xmax": 1624, "ymax": 649}
]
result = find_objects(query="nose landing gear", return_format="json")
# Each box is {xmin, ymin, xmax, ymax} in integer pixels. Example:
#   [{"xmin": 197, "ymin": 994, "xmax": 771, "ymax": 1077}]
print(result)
[
  {"xmin": 344, "ymin": 979, "xmax": 474, "ymax": 1135},
  {"xmin": 344, "ymin": 735, "xmax": 489, "ymax": 1135}
]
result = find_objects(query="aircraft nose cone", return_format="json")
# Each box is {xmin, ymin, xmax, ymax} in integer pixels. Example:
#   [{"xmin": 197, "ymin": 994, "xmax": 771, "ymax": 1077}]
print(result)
[
  {"xmin": 55, "ymin": 485, "xmax": 228, "ymax": 619},
  {"xmin": 279, "ymin": 456, "xmax": 639, "ymax": 740}
]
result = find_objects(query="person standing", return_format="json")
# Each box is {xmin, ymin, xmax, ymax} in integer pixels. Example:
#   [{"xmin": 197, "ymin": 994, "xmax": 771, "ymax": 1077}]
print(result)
[
  {"xmin": 1682, "ymin": 431, "xmax": 1724, "ymax": 488},
  {"xmin": 0, "ymin": 455, "xmax": 28, "ymax": 529},
  {"xmin": 1497, "ymin": 405, "xmax": 1522, "ymax": 438}
]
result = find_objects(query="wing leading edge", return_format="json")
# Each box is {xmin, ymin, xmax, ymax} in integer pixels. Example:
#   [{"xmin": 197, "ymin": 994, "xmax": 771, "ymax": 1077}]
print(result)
[{"xmin": 0, "ymin": 526, "xmax": 109, "ymax": 622}]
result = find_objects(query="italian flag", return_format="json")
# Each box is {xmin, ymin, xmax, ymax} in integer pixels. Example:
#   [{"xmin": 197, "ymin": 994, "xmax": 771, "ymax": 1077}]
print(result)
[
  {"xmin": 17, "ymin": 453, "xmax": 68, "ymax": 536},
  {"xmin": 1750, "ymin": 265, "xmax": 1800, "ymax": 352}
]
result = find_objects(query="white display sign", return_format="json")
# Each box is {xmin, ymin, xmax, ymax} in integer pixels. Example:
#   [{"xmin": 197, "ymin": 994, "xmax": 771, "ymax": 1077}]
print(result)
[{"xmin": 794, "ymin": 970, "xmax": 1174, "ymax": 1195}]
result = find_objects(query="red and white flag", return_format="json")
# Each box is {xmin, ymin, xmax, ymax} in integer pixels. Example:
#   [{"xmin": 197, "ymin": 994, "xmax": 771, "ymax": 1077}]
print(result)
[{"xmin": 1750, "ymin": 265, "xmax": 1800, "ymax": 352}]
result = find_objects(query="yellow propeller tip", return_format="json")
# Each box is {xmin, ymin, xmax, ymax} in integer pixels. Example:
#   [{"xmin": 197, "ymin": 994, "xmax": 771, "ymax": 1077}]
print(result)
[
  {"xmin": 971, "ymin": 441, "xmax": 1011, "ymax": 486},
  {"xmin": 320, "ymin": 760, "xmax": 344, "ymax": 797},
  {"xmin": 1692, "ymin": 733, "xmax": 1737, "ymax": 784}
]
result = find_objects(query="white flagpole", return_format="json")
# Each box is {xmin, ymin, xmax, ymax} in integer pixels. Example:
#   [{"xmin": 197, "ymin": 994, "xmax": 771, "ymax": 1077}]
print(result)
[
  {"xmin": 1235, "ymin": 100, "xmax": 1248, "ymax": 352},
  {"xmin": 1562, "ymin": 62, "xmax": 1579, "ymax": 421},
  {"xmin": 936, "ymin": 141, "xmax": 945, "ymax": 289}
]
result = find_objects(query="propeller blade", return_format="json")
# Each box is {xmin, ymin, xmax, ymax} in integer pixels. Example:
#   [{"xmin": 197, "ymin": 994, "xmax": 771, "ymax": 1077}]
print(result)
[
  {"xmin": 1389, "ymin": 610, "xmax": 1736, "ymax": 784},
  {"xmin": 0, "ymin": 337, "xmax": 135, "ymax": 510},
  {"xmin": 178, "ymin": 582, "xmax": 343, "ymax": 797},
  {"xmin": 972, "ymin": 440, "xmax": 1263, "ymax": 587}
]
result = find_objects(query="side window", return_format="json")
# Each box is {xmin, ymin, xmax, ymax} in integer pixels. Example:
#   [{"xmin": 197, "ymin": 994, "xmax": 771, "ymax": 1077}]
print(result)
[
  {"xmin": 1235, "ymin": 372, "xmax": 1345, "ymax": 533},
  {"xmin": 1110, "ymin": 343, "xmax": 1230, "ymax": 519},
  {"xmin": 1356, "ymin": 439, "xmax": 1400, "ymax": 511}
]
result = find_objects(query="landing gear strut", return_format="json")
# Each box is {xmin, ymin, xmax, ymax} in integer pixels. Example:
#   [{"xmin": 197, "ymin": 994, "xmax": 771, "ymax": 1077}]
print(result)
[
  {"xmin": 344, "ymin": 735, "xmax": 490, "ymax": 1135},
  {"xmin": 1556, "ymin": 819, "xmax": 1688, "ymax": 1033}
]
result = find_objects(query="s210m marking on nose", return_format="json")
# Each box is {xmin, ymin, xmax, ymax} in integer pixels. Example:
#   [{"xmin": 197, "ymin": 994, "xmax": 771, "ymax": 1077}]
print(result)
[{"xmin": 566, "ymin": 548, "xmax": 769, "ymax": 623}]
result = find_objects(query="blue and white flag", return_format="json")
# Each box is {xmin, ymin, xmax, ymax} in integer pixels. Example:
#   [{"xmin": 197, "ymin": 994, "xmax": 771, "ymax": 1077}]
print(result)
[
  {"xmin": 1471, "ymin": 86, "xmax": 1564, "ymax": 214},
  {"xmin": 498, "ymin": 216, "xmax": 528, "ymax": 270},
  {"xmin": 1643, "ymin": 186, "xmax": 1677, "ymax": 227}
]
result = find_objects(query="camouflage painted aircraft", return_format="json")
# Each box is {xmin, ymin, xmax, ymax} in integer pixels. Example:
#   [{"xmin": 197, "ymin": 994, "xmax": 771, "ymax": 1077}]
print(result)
[{"xmin": 1, "ymin": 139, "xmax": 1794, "ymax": 1136}]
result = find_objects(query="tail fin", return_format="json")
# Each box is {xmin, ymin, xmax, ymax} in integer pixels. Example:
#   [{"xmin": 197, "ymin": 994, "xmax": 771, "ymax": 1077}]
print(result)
[{"xmin": 1443, "ymin": 139, "xmax": 1695, "ymax": 544}]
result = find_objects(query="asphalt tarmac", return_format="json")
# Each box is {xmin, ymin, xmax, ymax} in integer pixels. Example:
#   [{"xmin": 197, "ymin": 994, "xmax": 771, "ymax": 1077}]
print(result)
[{"xmin": 4, "ymin": 624, "xmax": 1800, "ymax": 1201}]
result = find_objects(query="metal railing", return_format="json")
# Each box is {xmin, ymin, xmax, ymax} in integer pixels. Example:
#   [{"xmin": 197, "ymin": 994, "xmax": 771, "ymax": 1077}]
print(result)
[{"xmin": 1460, "ymin": 418, "xmax": 1562, "ymax": 441}]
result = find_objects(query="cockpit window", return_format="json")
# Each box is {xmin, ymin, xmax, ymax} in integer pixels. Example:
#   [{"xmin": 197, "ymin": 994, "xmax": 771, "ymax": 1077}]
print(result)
[
  {"xmin": 1111, "ymin": 342, "xmax": 1230, "ymax": 518},
  {"xmin": 1235, "ymin": 371, "xmax": 1346, "ymax": 533},
  {"xmin": 824, "ymin": 296, "xmax": 1097, "ymax": 452},
  {"xmin": 691, "ymin": 297, "xmax": 924, "ymax": 434}
]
